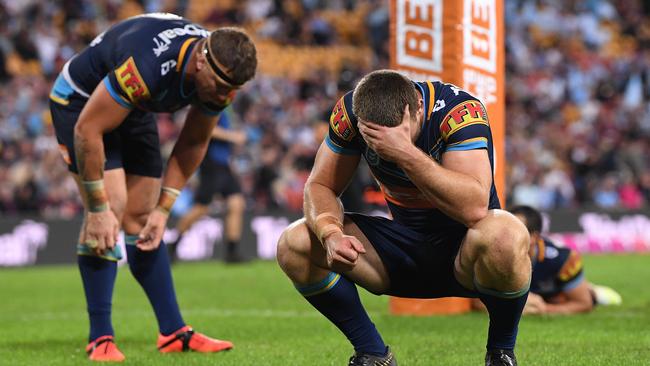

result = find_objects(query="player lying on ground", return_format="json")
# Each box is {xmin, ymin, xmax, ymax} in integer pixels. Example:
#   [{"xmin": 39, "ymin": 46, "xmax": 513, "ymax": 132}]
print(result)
[
  {"xmin": 472, "ymin": 205, "xmax": 621, "ymax": 315},
  {"xmin": 276, "ymin": 70, "xmax": 531, "ymax": 366},
  {"xmin": 49, "ymin": 13, "xmax": 256, "ymax": 362}
]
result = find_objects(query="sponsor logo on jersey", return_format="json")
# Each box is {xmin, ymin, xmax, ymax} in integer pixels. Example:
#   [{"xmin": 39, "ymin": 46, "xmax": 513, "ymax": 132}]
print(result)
[
  {"xmin": 153, "ymin": 23, "xmax": 209, "ymax": 57},
  {"xmin": 115, "ymin": 57, "xmax": 150, "ymax": 103},
  {"xmin": 440, "ymin": 100, "xmax": 488, "ymax": 140},
  {"xmin": 329, "ymin": 98, "xmax": 356, "ymax": 142},
  {"xmin": 558, "ymin": 251, "xmax": 583, "ymax": 282}
]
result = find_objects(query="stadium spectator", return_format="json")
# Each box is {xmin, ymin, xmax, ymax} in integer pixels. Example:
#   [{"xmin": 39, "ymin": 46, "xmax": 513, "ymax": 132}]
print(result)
[{"xmin": 0, "ymin": 0, "xmax": 648, "ymax": 216}]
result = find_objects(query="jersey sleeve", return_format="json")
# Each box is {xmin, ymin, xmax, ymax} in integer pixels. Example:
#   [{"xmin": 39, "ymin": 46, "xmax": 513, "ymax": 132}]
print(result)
[
  {"xmin": 105, "ymin": 55, "xmax": 158, "ymax": 109},
  {"xmin": 439, "ymin": 98, "xmax": 491, "ymax": 152},
  {"xmin": 556, "ymin": 249, "xmax": 585, "ymax": 292},
  {"xmin": 325, "ymin": 93, "xmax": 362, "ymax": 155}
]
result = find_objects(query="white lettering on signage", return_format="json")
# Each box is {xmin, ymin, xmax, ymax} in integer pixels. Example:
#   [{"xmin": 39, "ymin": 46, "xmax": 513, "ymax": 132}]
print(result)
[
  {"xmin": 252, "ymin": 217, "xmax": 290, "ymax": 259},
  {"xmin": 548, "ymin": 213, "xmax": 650, "ymax": 253},
  {"xmin": 463, "ymin": 0, "xmax": 497, "ymax": 73},
  {"xmin": 463, "ymin": 68, "xmax": 497, "ymax": 105},
  {"xmin": 0, "ymin": 220, "xmax": 48, "ymax": 266},
  {"xmin": 175, "ymin": 217, "xmax": 223, "ymax": 261},
  {"xmin": 396, "ymin": 0, "xmax": 443, "ymax": 73}
]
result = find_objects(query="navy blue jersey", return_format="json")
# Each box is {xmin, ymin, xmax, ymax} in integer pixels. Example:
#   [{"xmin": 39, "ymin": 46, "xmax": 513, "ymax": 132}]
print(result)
[
  {"xmin": 64, "ymin": 13, "xmax": 222, "ymax": 114},
  {"xmin": 326, "ymin": 81, "xmax": 500, "ymax": 230},
  {"xmin": 530, "ymin": 237, "xmax": 585, "ymax": 299}
]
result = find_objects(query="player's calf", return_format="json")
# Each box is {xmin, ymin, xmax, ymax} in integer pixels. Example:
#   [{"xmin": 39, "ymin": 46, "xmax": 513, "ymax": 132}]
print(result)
[
  {"xmin": 456, "ymin": 210, "xmax": 531, "ymax": 357},
  {"xmin": 277, "ymin": 219, "xmax": 389, "ymax": 361}
]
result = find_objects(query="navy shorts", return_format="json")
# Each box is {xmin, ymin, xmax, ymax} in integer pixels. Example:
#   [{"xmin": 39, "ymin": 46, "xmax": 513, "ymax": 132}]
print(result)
[
  {"xmin": 194, "ymin": 159, "xmax": 241, "ymax": 205},
  {"xmin": 49, "ymin": 77, "xmax": 162, "ymax": 178},
  {"xmin": 346, "ymin": 213, "xmax": 477, "ymax": 299}
]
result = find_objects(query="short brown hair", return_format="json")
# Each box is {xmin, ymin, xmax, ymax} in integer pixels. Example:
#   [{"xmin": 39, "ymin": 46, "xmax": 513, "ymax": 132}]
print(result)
[
  {"xmin": 352, "ymin": 70, "xmax": 419, "ymax": 127},
  {"xmin": 209, "ymin": 27, "xmax": 257, "ymax": 86}
]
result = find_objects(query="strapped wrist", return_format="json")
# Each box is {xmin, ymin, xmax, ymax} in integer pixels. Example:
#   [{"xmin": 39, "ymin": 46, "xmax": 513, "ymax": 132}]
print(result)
[
  {"xmin": 156, "ymin": 186, "xmax": 180, "ymax": 216},
  {"xmin": 314, "ymin": 213, "xmax": 344, "ymax": 243},
  {"xmin": 82, "ymin": 179, "xmax": 109, "ymax": 212}
]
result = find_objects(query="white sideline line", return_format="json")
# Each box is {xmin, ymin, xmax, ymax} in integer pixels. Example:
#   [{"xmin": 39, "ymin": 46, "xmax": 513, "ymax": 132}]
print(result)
[{"xmin": 1, "ymin": 308, "xmax": 386, "ymax": 322}]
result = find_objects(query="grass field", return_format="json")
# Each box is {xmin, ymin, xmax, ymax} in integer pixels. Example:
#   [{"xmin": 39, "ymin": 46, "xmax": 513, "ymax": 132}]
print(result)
[{"xmin": 1, "ymin": 255, "xmax": 649, "ymax": 366}]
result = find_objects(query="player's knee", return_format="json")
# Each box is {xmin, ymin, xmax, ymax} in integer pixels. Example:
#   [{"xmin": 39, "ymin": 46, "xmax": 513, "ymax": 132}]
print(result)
[
  {"xmin": 122, "ymin": 208, "xmax": 150, "ymax": 234},
  {"xmin": 475, "ymin": 213, "xmax": 530, "ymax": 274},
  {"xmin": 276, "ymin": 219, "xmax": 312, "ymax": 269}
]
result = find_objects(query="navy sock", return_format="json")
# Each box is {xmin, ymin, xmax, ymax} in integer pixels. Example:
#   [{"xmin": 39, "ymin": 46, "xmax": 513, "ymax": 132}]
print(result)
[
  {"xmin": 296, "ymin": 272, "xmax": 386, "ymax": 356},
  {"xmin": 78, "ymin": 254, "xmax": 117, "ymax": 342},
  {"xmin": 125, "ymin": 235, "xmax": 185, "ymax": 335},
  {"xmin": 476, "ymin": 281, "xmax": 529, "ymax": 351}
]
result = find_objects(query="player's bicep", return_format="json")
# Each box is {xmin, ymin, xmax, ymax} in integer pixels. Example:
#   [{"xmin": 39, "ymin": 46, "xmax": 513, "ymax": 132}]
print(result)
[
  {"xmin": 77, "ymin": 81, "xmax": 131, "ymax": 134},
  {"xmin": 308, "ymin": 140, "xmax": 361, "ymax": 196}
]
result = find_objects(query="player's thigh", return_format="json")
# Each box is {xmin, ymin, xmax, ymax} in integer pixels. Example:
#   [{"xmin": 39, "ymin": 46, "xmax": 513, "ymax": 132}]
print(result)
[
  {"xmin": 341, "ymin": 216, "xmax": 391, "ymax": 294},
  {"xmin": 122, "ymin": 174, "xmax": 160, "ymax": 233}
]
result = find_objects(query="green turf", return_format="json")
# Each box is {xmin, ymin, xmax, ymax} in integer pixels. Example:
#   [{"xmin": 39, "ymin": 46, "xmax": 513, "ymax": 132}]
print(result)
[{"xmin": 0, "ymin": 255, "xmax": 649, "ymax": 365}]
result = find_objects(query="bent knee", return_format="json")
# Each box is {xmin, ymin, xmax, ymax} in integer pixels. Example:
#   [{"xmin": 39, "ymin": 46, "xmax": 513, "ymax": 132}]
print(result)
[
  {"xmin": 276, "ymin": 219, "xmax": 314, "ymax": 265},
  {"xmin": 473, "ymin": 211, "xmax": 530, "ymax": 258}
]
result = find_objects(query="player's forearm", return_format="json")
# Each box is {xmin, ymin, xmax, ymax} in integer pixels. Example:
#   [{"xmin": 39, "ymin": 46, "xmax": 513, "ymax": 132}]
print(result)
[
  {"xmin": 304, "ymin": 181, "xmax": 345, "ymax": 244},
  {"xmin": 544, "ymin": 299, "xmax": 593, "ymax": 314},
  {"xmin": 74, "ymin": 127, "xmax": 109, "ymax": 211},
  {"xmin": 155, "ymin": 133, "xmax": 210, "ymax": 215},
  {"xmin": 398, "ymin": 146, "xmax": 489, "ymax": 227},
  {"xmin": 163, "ymin": 138, "xmax": 210, "ymax": 190}
]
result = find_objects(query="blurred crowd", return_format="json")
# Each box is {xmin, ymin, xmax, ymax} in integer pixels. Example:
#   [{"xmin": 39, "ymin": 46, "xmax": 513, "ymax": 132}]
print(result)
[
  {"xmin": 0, "ymin": 0, "xmax": 648, "ymax": 218},
  {"xmin": 505, "ymin": 0, "xmax": 650, "ymax": 210}
]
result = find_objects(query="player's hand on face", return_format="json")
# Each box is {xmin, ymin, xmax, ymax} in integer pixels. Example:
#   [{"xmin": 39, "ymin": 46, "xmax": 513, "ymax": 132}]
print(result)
[
  {"xmin": 84, "ymin": 210, "xmax": 120, "ymax": 256},
  {"xmin": 323, "ymin": 231, "xmax": 367, "ymax": 273},
  {"xmin": 136, "ymin": 209, "xmax": 169, "ymax": 251},
  {"xmin": 358, "ymin": 105, "xmax": 415, "ymax": 163},
  {"xmin": 523, "ymin": 292, "xmax": 547, "ymax": 315}
]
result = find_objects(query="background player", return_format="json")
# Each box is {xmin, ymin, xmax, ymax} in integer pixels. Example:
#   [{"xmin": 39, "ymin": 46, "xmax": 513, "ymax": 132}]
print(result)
[
  {"xmin": 48, "ymin": 13, "xmax": 257, "ymax": 361},
  {"xmin": 276, "ymin": 70, "xmax": 531, "ymax": 366},
  {"xmin": 170, "ymin": 108, "xmax": 248, "ymax": 263},
  {"xmin": 508, "ymin": 205, "xmax": 622, "ymax": 315}
]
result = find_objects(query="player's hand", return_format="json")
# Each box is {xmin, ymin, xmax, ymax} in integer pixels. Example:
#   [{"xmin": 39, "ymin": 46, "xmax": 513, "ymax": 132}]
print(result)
[
  {"xmin": 136, "ymin": 209, "xmax": 169, "ymax": 251},
  {"xmin": 358, "ymin": 105, "xmax": 416, "ymax": 163},
  {"xmin": 323, "ymin": 232, "xmax": 366, "ymax": 273},
  {"xmin": 523, "ymin": 293, "xmax": 547, "ymax": 315},
  {"xmin": 84, "ymin": 210, "xmax": 120, "ymax": 256}
]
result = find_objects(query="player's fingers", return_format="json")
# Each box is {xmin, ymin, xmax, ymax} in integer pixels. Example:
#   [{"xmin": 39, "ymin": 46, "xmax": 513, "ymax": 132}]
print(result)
[
  {"xmin": 94, "ymin": 235, "xmax": 107, "ymax": 256},
  {"xmin": 106, "ymin": 231, "xmax": 116, "ymax": 249},
  {"xmin": 358, "ymin": 123, "xmax": 382, "ymax": 137},
  {"xmin": 335, "ymin": 246, "xmax": 359, "ymax": 263},
  {"xmin": 349, "ymin": 238, "xmax": 366, "ymax": 254},
  {"xmin": 331, "ymin": 253, "xmax": 355, "ymax": 268},
  {"xmin": 113, "ymin": 221, "xmax": 120, "ymax": 244}
]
